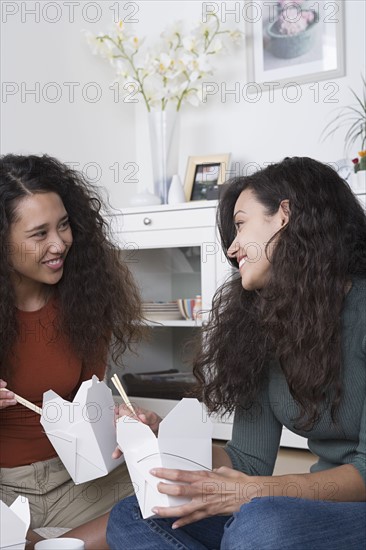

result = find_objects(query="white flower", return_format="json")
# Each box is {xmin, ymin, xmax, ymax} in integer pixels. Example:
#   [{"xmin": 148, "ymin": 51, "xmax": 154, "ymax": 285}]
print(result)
[
  {"xmin": 85, "ymin": 15, "xmax": 243, "ymax": 111},
  {"xmin": 229, "ymin": 30, "xmax": 244, "ymax": 46},
  {"xmin": 182, "ymin": 35, "xmax": 198, "ymax": 53},
  {"xmin": 129, "ymin": 35, "xmax": 140, "ymax": 50},
  {"xmin": 185, "ymin": 89, "xmax": 201, "ymax": 107},
  {"xmin": 157, "ymin": 52, "xmax": 174, "ymax": 72},
  {"xmin": 111, "ymin": 57, "xmax": 125, "ymax": 72},
  {"xmin": 208, "ymin": 37, "xmax": 223, "ymax": 54},
  {"xmin": 176, "ymin": 52, "xmax": 193, "ymax": 69},
  {"xmin": 160, "ymin": 20, "xmax": 184, "ymax": 46},
  {"xmin": 114, "ymin": 64, "xmax": 128, "ymax": 79},
  {"xmin": 83, "ymin": 31, "xmax": 113, "ymax": 59},
  {"xmin": 186, "ymin": 70, "xmax": 198, "ymax": 83},
  {"xmin": 114, "ymin": 20, "xmax": 125, "ymax": 38},
  {"xmin": 196, "ymin": 13, "xmax": 218, "ymax": 36},
  {"xmin": 196, "ymin": 54, "xmax": 212, "ymax": 72}
]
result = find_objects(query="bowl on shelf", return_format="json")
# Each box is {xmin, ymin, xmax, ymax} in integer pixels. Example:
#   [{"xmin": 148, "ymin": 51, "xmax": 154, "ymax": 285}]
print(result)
[{"xmin": 177, "ymin": 298, "xmax": 195, "ymax": 320}]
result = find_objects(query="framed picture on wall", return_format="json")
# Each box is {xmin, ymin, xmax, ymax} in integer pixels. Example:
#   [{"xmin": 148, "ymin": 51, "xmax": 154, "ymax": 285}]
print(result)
[
  {"xmin": 184, "ymin": 154, "xmax": 231, "ymax": 201},
  {"xmin": 245, "ymin": 0, "xmax": 345, "ymax": 91}
]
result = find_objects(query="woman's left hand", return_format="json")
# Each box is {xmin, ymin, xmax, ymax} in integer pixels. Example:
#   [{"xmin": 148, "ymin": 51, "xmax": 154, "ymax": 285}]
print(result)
[{"xmin": 150, "ymin": 466, "xmax": 253, "ymax": 528}]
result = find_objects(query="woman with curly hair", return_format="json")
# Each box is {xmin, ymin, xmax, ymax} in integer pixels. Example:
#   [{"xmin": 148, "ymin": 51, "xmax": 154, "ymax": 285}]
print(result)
[
  {"xmin": 107, "ymin": 157, "xmax": 366, "ymax": 549},
  {"xmin": 0, "ymin": 154, "xmax": 148, "ymax": 549}
]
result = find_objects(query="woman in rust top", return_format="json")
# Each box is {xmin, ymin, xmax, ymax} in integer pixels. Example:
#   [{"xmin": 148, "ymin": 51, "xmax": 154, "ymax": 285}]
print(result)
[{"xmin": 0, "ymin": 154, "xmax": 145, "ymax": 548}]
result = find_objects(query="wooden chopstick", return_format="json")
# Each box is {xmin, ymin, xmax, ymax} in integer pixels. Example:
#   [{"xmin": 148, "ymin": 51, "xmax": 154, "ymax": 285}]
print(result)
[
  {"xmin": 0, "ymin": 387, "xmax": 42, "ymax": 415},
  {"xmin": 111, "ymin": 374, "xmax": 136, "ymax": 415}
]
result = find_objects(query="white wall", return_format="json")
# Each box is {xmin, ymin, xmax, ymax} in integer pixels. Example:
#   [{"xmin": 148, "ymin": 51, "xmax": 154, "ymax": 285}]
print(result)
[
  {"xmin": 1, "ymin": 0, "xmax": 137, "ymax": 208},
  {"xmin": 1, "ymin": 1, "xmax": 365, "ymax": 209}
]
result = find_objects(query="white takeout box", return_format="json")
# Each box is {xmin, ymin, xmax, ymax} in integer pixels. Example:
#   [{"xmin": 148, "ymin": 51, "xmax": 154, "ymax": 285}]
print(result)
[
  {"xmin": 41, "ymin": 375, "xmax": 124, "ymax": 484},
  {"xmin": 0, "ymin": 497, "xmax": 30, "ymax": 549},
  {"xmin": 117, "ymin": 398, "xmax": 212, "ymax": 518}
]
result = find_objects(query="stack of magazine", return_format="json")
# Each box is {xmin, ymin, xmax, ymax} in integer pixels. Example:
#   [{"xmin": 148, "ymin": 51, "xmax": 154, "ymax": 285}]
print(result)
[{"xmin": 142, "ymin": 301, "xmax": 183, "ymax": 321}]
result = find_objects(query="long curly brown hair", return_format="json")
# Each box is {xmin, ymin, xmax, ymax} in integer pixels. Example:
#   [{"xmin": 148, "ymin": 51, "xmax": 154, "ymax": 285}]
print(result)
[
  {"xmin": 193, "ymin": 157, "xmax": 366, "ymax": 430},
  {"xmin": 0, "ymin": 154, "xmax": 145, "ymax": 381}
]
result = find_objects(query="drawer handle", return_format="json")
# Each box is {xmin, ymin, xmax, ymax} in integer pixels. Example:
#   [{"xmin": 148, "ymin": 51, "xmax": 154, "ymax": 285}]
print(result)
[{"xmin": 143, "ymin": 217, "xmax": 152, "ymax": 226}]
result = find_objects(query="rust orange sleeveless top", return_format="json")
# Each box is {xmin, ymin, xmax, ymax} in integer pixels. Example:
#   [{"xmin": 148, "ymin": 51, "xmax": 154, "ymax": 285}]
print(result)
[{"xmin": 0, "ymin": 297, "xmax": 106, "ymax": 467}]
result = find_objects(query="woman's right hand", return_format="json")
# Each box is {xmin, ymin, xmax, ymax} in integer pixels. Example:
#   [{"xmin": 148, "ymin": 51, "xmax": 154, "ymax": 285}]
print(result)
[
  {"xmin": 0, "ymin": 379, "xmax": 17, "ymax": 409},
  {"xmin": 112, "ymin": 404, "xmax": 162, "ymax": 459}
]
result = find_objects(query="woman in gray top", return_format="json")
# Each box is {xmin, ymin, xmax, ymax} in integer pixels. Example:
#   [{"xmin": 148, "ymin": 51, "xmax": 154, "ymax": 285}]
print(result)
[{"xmin": 108, "ymin": 157, "xmax": 366, "ymax": 549}]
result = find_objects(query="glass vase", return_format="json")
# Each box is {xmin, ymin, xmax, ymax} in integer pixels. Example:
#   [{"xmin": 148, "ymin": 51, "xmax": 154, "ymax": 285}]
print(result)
[{"xmin": 148, "ymin": 110, "xmax": 180, "ymax": 204}]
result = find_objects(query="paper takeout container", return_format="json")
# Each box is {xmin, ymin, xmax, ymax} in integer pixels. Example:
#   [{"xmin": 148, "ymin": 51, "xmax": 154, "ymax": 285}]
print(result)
[
  {"xmin": 0, "ymin": 497, "xmax": 30, "ymax": 549},
  {"xmin": 41, "ymin": 376, "xmax": 124, "ymax": 484},
  {"xmin": 117, "ymin": 398, "xmax": 212, "ymax": 518}
]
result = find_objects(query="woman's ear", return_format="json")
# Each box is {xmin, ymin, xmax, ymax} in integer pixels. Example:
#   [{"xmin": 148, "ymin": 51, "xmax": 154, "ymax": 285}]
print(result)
[{"xmin": 280, "ymin": 200, "xmax": 290, "ymax": 227}]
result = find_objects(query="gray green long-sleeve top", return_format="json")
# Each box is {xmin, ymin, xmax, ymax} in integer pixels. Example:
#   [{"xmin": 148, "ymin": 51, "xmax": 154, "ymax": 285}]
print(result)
[{"xmin": 225, "ymin": 277, "xmax": 366, "ymax": 486}]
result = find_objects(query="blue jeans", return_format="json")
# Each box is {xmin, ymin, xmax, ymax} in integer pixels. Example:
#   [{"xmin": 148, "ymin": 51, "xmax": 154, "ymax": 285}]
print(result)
[{"xmin": 107, "ymin": 495, "xmax": 366, "ymax": 549}]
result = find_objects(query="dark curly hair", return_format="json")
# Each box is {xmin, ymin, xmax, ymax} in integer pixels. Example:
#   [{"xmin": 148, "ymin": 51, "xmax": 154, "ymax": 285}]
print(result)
[
  {"xmin": 193, "ymin": 157, "xmax": 366, "ymax": 430},
  {"xmin": 0, "ymin": 154, "xmax": 145, "ymax": 381}
]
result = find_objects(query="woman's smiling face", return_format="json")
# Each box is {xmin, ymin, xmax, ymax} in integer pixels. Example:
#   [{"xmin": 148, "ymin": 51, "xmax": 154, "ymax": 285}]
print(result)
[
  {"xmin": 7, "ymin": 192, "xmax": 73, "ymax": 292},
  {"xmin": 227, "ymin": 188, "xmax": 289, "ymax": 291}
]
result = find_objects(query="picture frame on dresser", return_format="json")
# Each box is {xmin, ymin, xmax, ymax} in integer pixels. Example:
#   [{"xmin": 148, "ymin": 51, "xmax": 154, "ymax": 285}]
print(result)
[
  {"xmin": 245, "ymin": 0, "xmax": 345, "ymax": 91},
  {"xmin": 184, "ymin": 154, "xmax": 231, "ymax": 202}
]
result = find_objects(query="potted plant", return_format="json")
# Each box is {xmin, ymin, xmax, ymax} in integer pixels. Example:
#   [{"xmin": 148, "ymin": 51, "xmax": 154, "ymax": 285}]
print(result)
[
  {"xmin": 84, "ymin": 15, "xmax": 242, "ymax": 204},
  {"xmin": 267, "ymin": 0, "xmax": 319, "ymax": 59},
  {"xmin": 322, "ymin": 75, "xmax": 366, "ymax": 175}
]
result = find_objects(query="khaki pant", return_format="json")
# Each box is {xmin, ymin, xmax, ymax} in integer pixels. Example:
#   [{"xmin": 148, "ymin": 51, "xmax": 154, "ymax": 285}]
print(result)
[{"xmin": 0, "ymin": 457, "xmax": 133, "ymax": 529}]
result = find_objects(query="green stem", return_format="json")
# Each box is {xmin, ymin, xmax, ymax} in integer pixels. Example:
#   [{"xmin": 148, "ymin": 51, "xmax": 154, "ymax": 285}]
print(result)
[
  {"xmin": 101, "ymin": 35, "xmax": 151, "ymax": 111},
  {"xmin": 176, "ymin": 70, "xmax": 192, "ymax": 111},
  {"xmin": 204, "ymin": 15, "xmax": 220, "ymax": 51}
]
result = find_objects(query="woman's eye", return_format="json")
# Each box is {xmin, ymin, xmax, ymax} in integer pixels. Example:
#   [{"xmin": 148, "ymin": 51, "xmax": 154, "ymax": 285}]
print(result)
[
  {"xmin": 234, "ymin": 221, "xmax": 244, "ymax": 231},
  {"xmin": 32, "ymin": 231, "xmax": 47, "ymax": 238},
  {"xmin": 60, "ymin": 220, "xmax": 70, "ymax": 229}
]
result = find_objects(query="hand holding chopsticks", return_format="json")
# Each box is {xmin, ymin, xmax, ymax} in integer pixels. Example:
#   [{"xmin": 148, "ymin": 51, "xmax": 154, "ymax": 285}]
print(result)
[
  {"xmin": 111, "ymin": 374, "xmax": 136, "ymax": 416},
  {"xmin": 1, "ymin": 376, "xmax": 136, "ymax": 418},
  {"xmin": 0, "ymin": 387, "xmax": 42, "ymax": 415}
]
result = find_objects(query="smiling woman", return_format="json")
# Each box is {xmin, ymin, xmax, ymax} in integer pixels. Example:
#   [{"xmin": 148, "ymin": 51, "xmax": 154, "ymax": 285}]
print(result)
[
  {"xmin": 8, "ymin": 193, "xmax": 73, "ymax": 309},
  {"xmin": 107, "ymin": 157, "xmax": 366, "ymax": 550},
  {"xmin": 0, "ymin": 154, "xmax": 146, "ymax": 549}
]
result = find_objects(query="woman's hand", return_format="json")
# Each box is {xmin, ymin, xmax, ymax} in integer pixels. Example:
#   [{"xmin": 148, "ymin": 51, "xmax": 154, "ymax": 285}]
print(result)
[
  {"xmin": 112, "ymin": 404, "xmax": 162, "ymax": 459},
  {"xmin": 0, "ymin": 379, "xmax": 17, "ymax": 409},
  {"xmin": 150, "ymin": 466, "xmax": 252, "ymax": 528}
]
